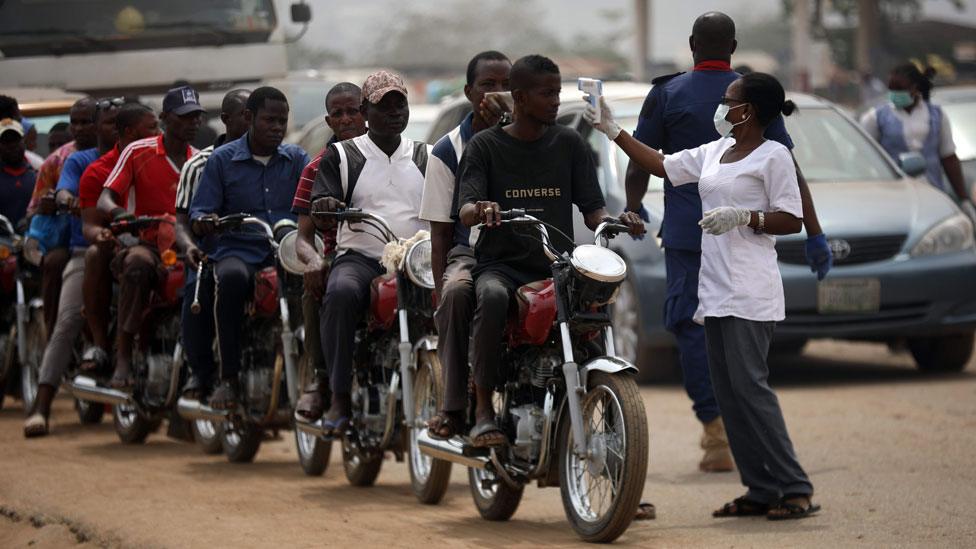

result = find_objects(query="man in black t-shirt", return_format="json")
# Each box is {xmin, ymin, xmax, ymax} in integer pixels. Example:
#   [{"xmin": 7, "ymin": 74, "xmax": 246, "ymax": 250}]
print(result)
[{"xmin": 456, "ymin": 55, "xmax": 644, "ymax": 447}]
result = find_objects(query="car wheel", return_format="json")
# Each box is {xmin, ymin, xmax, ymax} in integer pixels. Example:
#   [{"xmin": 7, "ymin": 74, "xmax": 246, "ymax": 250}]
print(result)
[{"xmin": 908, "ymin": 332, "xmax": 974, "ymax": 372}]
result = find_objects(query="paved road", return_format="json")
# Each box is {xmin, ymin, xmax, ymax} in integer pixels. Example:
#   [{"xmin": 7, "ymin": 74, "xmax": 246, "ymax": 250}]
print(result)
[{"xmin": 2, "ymin": 340, "xmax": 974, "ymax": 548}]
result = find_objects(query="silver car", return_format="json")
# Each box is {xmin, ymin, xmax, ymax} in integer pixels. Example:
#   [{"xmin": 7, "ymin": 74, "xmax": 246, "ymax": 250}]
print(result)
[{"xmin": 426, "ymin": 84, "xmax": 976, "ymax": 378}]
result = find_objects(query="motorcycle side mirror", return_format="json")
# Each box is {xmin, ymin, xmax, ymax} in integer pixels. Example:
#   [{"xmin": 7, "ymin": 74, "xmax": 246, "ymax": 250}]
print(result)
[
  {"xmin": 291, "ymin": 2, "xmax": 312, "ymax": 23},
  {"xmin": 899, "ymin": 152, "xmax": 926, "ymax": 178}
]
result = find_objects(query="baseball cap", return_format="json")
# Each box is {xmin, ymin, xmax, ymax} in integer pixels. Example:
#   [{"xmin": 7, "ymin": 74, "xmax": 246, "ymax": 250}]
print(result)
[
  {"xmin": 362, "ymin": 70, "xmax": 408, "ymax": 104},
  {"xmin": 0, "ymin": 118, "xmax": 24, "ymax": 138},
  {"xmin": 162, "ymin": 85, "xmax": 206, "ymax": 116}
]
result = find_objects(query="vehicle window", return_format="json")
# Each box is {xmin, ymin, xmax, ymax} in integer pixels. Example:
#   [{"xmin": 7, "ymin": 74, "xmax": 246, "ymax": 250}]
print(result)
[
  {"xmin": 941, "ymin": 103, "xmax": 975, "ymax": 161},
  {"xmin": 427, "ymin": 104, "xmax": 471, "ymax": 144},
  {"xmin": 613, "ymin": 116, "xmax": 665, "ymax": 193},
  {"xmin": 785, "ymin": 108, "xmax": 898, "ymax": 181}
]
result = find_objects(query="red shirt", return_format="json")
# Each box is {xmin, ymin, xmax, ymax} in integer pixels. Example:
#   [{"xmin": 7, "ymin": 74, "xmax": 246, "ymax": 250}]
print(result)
[
  {"xmin": 79, "ymin": 146, "xmax": 124, "ymax": 209},
  {"xmin": 290, "ymin": 147, "xmax": 337, "ymax": 254},
  {"xmin": 103, "ymin": 135, "xmax": 196, "ymax": 216}
]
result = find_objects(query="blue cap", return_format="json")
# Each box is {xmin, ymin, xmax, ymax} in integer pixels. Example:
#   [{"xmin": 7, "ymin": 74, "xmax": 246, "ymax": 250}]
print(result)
[{"xmin": 162, "ymin": 85, "xmax": 206, "ymax": 116}]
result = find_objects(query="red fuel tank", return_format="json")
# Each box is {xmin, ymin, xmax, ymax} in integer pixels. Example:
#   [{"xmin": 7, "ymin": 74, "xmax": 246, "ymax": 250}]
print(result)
[
  {"xmin": 252, "ymin": 267, "xmax": 279, "ymax": 317},
  {"xmin": 508, "ymin": 279, "xmax": 556, "ymax": 347},
  {"xmin": 370, "ymin": 274, "xmax": 398, "ymax": 330},
  {"xmin": 157, "ymin": 262, "xmax": 185, "ymax": 307}
]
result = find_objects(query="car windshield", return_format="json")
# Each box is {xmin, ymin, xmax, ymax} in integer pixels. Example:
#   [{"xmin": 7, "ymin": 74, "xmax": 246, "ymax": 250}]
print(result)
[
  {"xmin": 941, "ymin": 103, "xmax": 976, "ymax": 161},
  {"xmin": 785, "ymin": 107, "xmax": 898, "ymax": 181}
]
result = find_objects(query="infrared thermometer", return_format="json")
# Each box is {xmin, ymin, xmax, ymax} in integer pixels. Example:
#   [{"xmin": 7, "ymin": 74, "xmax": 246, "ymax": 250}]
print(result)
[{"xmin": 578, "ymin": 77, "xmax": 603, "ymax": 124}]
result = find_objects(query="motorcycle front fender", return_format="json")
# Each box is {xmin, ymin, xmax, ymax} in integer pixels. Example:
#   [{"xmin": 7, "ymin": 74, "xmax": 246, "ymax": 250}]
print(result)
[{"xmin": 579, "ymin": 356, "xmax": 638, "ymax": 389}]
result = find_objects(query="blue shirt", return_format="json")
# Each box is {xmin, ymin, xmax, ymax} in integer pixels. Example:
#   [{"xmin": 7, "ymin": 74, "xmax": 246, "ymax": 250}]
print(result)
[
  {"xmin": 56, "ymin": 147, "xmax": 100, "ymax": 249},
  {"xmin": 189, "ymin": 134, "xmax": 310, "ymax": 264},
  {"xmin": 633, "ymin": 69, "xmax": 794, "ymax": 251},
  {"xmin": 0, "ymin": 162, "xmax": 36, "ymax": 226},
  {"xmin": 429, "ymin": 112, "xmax": 475, "ymax": 247}
]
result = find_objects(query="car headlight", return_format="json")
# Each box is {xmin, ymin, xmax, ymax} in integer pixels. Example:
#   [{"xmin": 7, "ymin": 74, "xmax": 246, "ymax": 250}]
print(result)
[
  {"xmin": 405, "ymin": 238, "xmax": 435, "ymax": 289},
  {"xmin": 910, "ymin": 214, "xmax": 975, "ymax": 257}
]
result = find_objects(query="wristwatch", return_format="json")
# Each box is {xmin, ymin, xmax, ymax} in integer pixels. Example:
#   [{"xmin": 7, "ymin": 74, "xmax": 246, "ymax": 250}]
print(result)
[{"xmin": 754, "ymin": 210, "xmax": 765, "ymax": 234}]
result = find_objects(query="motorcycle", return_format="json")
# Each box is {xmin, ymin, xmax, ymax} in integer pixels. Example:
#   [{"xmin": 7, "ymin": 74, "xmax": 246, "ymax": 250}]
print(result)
[
  {"xmin": 415, "ymin": 210, "xmax": 649, "ymax": 543},
  {"xmin": 297, "ymin": 209, "xmax": 451, "ymax": 497},
  {"xmin": 176, "ymin": 214, "xmax": 304, "ymax": 464},
  {"xmin": 0, "ymin": 214, "xmax": 48, "ymax": 415},
  {"xmin": 67, "ymin": 215, "xmax": 186, "ymax": 443}
]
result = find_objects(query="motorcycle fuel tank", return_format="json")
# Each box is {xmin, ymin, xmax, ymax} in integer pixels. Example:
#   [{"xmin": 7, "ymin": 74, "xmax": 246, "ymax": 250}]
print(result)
[
  {"xmin": 509, "ymin": 280, "xmax": 557, "ymax": 347},
  {"xmin": 370, "ymin": 274, "xmax": 398, "ymax": 330}
]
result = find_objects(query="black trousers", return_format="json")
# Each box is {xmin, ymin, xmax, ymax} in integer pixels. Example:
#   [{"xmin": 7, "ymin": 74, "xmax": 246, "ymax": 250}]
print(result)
[
  {"xmin": 182, "ymin": 264, "xmax": 216, "ymax": 382},
  {"xmin": 213, "ymin": 256, "xmax": 257, "ymax": 381},
  {"xmin": 319, "ymin": 252, "xmax": 384, "ymax": 395}
]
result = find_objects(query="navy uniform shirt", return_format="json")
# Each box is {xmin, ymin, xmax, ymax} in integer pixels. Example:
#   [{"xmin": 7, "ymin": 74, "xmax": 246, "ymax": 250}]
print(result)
[
  {"xmin": 189, "ymin": 134, "xmax": 310, "ymax": 264},
  {"xmin": 0, "ymin": 161, "xmax": 36, "ymax": 226},
  {"xmin": 633, "ymin": 64, "xmax": 794, "ymax": 252}
]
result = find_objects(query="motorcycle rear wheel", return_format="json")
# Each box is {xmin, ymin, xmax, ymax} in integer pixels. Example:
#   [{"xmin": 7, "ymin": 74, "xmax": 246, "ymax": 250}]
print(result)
[
  {"xmin": 113, "ymin": 403, "xmax": 161, "ymax": 444},
  {"xmin": 75, "ymin": 399, "xmax": 105, "ymax": 424},
  {"xmin": 467, "ymin": 466, "xmax": 524, "ymax": 521},
  {"xmin": 558, "ymin": 372, "xmax": 648, "ymax": 543},
  {"xmin": 191, "ymin": 419, "xmax": 224, "ymax": 455},
  {"xmin": 342, "ymin": 438, "xmax": 383, "ymax": 486},
  {"xmin": 223, "ymin": 422, "xmax": 262, "ymax": 463},
  {"xmin": 408, "ymin": 351, "xmax": 452, "ymax": 504}
]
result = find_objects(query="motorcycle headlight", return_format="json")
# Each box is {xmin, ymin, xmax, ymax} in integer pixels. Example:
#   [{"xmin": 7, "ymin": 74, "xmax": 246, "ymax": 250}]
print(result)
[
  {"xmin": 405, "ymin": 238, "xmax": 435, "ymax": 290},
  {"xmin": 911, "ymin": 214, "xmax": 975, "ymax": 257}
]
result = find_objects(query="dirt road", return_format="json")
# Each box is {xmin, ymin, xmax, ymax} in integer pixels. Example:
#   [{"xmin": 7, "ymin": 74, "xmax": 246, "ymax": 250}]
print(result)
[{"xmin": 2, "ymin": 340, "xmax": 975, "ymax": 548}]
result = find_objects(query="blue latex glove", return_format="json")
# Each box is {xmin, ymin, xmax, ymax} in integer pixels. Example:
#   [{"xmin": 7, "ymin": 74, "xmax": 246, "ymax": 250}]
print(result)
[
  {"xmin": 624, "ymin": 204, "xmax": 650, "ymax": 240},
  {"xmin": 805, "ymin": 233, "xmax": 832, "ymax": 280}
]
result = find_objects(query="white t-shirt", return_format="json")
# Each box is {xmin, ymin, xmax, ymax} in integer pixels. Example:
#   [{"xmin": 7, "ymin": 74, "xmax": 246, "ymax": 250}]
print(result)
[
  {"xmin": 336, "ymin": 134, "xmax": 428, "ymax": 260},
  {"xmin": 663, "ymin": 137, "xmax": 802, "ymax": 323},
  {"xmin": 860, "ymin": 100, "xmax": 956, "ymax": 157}
]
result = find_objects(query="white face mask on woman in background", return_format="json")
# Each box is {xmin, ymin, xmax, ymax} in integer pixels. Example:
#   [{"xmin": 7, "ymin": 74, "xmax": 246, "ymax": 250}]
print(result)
[{"xmin": 713, "ymin": 102, "xmax": 749, "ymax": 138}]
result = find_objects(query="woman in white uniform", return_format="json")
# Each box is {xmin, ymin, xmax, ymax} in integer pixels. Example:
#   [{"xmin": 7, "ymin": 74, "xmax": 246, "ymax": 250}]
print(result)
[
  {"xmin": 860, "ymin": 63, "xmax": 968, "ymax": 203},
  {"xmin": 586, "ymin": 72, "xmax": 819, "ymax": 520}
]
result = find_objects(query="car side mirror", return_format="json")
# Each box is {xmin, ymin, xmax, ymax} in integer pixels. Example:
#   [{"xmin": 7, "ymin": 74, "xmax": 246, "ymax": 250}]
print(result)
[
  {"xmin": 291, "ymin": 2, "xmax": 312, "ymax": 23},
  {"xmin": 899, "ymin": 152, "xmax": 926, "ymax": 178}
]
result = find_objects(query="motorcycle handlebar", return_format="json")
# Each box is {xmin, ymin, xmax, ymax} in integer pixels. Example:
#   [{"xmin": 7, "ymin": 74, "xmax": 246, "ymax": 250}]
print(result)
[
  {"xmin": 109, "ymin": 215, "xmax": 174, "ymax": 234},
  {"xmin": 311, "ymin": 208, "xmax": 397, "ymax": 243}
]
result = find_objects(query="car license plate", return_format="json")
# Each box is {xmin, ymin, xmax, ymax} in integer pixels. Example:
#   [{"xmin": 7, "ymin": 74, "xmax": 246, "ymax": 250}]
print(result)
[{"xmin": 817, "ymin": 278, "xmax": 881, "ymax": 314}]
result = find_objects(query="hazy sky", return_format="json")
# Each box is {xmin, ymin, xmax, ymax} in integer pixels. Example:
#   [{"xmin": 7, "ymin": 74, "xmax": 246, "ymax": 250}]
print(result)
[{"xmin": 276, "ymin": 0, "xmax": 976, "ymax": 66}]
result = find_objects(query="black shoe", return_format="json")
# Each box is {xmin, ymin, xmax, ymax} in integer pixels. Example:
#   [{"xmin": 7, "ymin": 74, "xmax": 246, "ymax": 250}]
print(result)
[
  {"xmin": 181, "ymin": 374, "xmax": 213, "ymax": 400},
  {"xmin": 209, "ymin": 380, "xmax": 240, "ymax": 410}
]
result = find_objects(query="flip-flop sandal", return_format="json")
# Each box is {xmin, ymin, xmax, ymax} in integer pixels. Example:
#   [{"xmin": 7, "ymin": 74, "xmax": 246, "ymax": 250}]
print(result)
[
  {"xmin": 713, "ymin": 496, "xmax": 770, "ymax": 517},
  {"xmin": 469, "ymin": 420, "xmax": 507, "ymax": 448},
  {"xmin": 427, "ymin": 411, "xmax": 462, "ymax": 441},
  {"xmin": 108, "ymin": 372, "xmax": 134, "ymax": 392},
  {"xmin": 23, "ymin": 413, "xmax": 49, "ymax": 438},
  {"xmin": 79, "ymin": 346, "xmax": 109, "ymax": 374},
  {"xmin": 767, "ymin": 495, "xmax": 821, "ymax": 521}
]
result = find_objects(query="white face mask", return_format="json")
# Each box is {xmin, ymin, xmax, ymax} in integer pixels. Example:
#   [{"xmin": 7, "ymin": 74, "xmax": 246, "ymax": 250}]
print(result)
[{"xmin": 713, "ymin": 103, "xmax": 749, "ymax": 138}]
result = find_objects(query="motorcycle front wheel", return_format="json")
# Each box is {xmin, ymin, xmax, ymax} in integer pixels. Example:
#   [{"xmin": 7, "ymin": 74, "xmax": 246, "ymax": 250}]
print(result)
[
  {"xmin": 558, "ymin": 371, "xmax": 648, "ymax": 543},
  {"xmin": 294, "ymin": 355, "xmax": 332, "ymax": 476},
  {"xmin": 408, "ymin": 351, "xmax": 452, "ymax": 504},
  {"xmin": 113, "ymin": 403, "xmax": 161, "ymax": 444},
  {"xmin": 19, "ymin": 311, "xmax": 45, "ymax": 413}
]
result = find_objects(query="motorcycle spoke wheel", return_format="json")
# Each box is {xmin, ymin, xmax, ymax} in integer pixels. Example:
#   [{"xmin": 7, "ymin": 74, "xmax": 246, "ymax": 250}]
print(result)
[
  {"xmin": 559, "ymin": 372, "xmax": 648, "ymax": 543},
  {"xmin": 408, "ymin": 351, "xmax": 451, "ymax": 504}
]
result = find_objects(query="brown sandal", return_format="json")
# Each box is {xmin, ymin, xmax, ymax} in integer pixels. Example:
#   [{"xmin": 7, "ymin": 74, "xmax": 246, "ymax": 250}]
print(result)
[
  {"xmin": 295, "ymin": 380, "xmax": 327, "ymax": 421},
  {"xmin": 427, "ymin": 410, "xmax": 462, "ymax": 440}
]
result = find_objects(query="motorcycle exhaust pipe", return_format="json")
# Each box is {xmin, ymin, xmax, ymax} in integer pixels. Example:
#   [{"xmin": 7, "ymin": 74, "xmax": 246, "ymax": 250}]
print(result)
[
  {"xmin": 416, "ymin": 430, "xmax": 488, "ymax": 470},
  {"xmin": 68, "ymin": 375, "xmax": 133, "ymax": 407},
  {"xmin": 176, "ymin": 396, "xmax": 230, "ymax": 422}
]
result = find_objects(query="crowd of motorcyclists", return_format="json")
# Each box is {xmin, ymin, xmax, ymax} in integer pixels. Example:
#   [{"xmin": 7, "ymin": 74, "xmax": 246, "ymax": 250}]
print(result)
[{"xmin": 31, "ymin": 9, "xmax": 968, "ymax": 540}]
